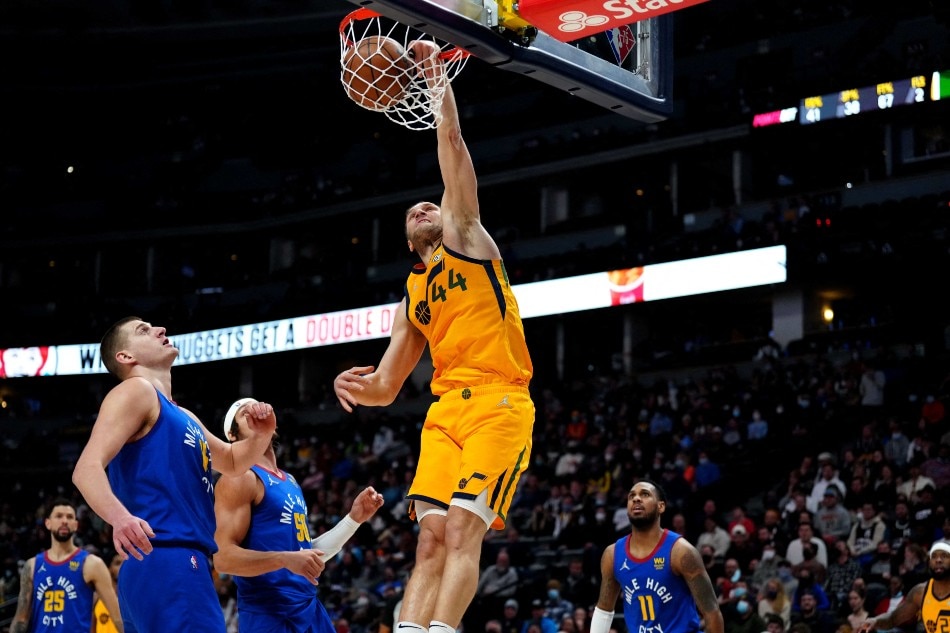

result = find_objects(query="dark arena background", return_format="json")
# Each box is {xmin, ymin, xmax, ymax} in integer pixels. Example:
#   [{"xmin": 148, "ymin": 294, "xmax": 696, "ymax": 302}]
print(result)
[{"xmin": 1, "ymin": 1, "xmax": 949, "ymax": 631}]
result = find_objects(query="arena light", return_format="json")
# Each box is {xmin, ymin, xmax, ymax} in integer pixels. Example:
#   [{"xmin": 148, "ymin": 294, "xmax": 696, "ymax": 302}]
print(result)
[{"xmin": 5, "ymin": 245, "xmax": 786, "ymax": 377}]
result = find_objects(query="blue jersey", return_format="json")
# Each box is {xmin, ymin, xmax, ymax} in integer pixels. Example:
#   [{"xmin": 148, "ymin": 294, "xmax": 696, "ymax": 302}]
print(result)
[
  {"xmin": 613, "ymin": 530, "xmax": 700, "ymax": 633},
  {"xmin": 30, "ymin": 549, "xmax": 94, "ymax": 633},
  {"xmin": 108, "ymin": 388, "xmax": 216, "ymax": 554},
  {"xmin": 233, "ymin": 465, "xmax": 316, "ymax": 611}
]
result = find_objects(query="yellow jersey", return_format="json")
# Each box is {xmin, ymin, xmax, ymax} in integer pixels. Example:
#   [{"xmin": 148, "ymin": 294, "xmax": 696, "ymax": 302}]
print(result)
[
  {"xmin": 920, "ymin": 578, "xmax": 950, "ymax": 633},
  {"xmin": 94, "ymin": 598, "xmax": 120, "ymax": 633},
  {"xmin": 405, "ymin": 243, "xmax": 532, "ymax": 395}
]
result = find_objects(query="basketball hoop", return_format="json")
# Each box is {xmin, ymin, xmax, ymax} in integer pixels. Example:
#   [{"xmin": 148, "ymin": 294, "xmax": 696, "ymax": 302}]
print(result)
[{"xmin": 339, "ymin": 8, "xmax": 471, "ymax": 131}]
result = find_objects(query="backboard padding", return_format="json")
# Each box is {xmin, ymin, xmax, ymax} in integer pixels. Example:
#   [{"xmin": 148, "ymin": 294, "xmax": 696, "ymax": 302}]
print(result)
[{"xmin": 346, "ymin": 0, "xmax": 673, "ymax": 123}]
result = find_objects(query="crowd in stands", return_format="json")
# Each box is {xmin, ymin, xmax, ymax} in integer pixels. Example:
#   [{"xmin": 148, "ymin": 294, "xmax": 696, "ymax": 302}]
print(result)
[{"xmin": 1, "ymin": 329, "xmax": 948, "ymax": 633}]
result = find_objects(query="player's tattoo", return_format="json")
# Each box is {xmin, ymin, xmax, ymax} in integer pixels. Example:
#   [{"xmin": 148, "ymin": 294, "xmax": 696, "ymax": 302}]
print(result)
[
  {"xmin": 679, "ymin": 547, "xmax": 719, "ymax": 614},
  {"xmin": 10, "ymin": 561, "xmax": 34, "ymax": 631}
]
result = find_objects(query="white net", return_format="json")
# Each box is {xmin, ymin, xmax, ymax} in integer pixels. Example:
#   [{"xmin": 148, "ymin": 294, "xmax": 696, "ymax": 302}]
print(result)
[{"xmin": 339, "ymin": 9, "xmax": 470, "ymax": 131}]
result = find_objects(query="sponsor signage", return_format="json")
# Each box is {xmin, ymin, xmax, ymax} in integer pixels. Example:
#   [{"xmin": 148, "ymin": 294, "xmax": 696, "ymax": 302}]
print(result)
[
  {"xmin": 516, "ymin": 0, "xmax": 709, "ymax": 42},
  {"xmin": 2, "ymin": 246, "xmax": 786, "ymax": 377}
]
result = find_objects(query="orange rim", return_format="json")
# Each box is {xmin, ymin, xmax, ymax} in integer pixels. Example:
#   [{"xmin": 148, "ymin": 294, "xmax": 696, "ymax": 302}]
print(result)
[{"xmin": 339, "ymin": 7, "xmax": 471, "ymax": 60}]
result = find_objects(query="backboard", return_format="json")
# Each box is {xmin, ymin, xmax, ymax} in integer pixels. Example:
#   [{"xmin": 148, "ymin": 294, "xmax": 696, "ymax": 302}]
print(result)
[{"xmin": 345, "ymin": 0, "xmax": 673, "ymax": 123}]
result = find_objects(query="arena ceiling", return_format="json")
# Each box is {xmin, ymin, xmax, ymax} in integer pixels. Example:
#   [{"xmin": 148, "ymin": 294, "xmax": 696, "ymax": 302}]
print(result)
[{"xmin": 1, "ymin": 0, "xmax": 945, "ymax": 245}]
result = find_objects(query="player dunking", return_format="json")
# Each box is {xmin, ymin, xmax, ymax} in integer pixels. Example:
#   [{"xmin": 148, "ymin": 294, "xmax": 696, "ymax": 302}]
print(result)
[
  {"xmin": 592, "ymin": 479, "xmax": 724, "ymax": 633},
  {"xmin": 333, "ymin": 40, "xmax": 535, "ymax": 633},
  {"xmin": 72, "ymin": 317, "xmax": 277, "ymax": 633}
]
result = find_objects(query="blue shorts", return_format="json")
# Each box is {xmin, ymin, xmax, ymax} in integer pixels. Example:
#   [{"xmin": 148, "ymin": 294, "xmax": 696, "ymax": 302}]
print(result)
[
  {"xmin": 238, "ymin": 595, "xmax": 335, "ymax": 633},
  {"xmin": 118, "ymin": 546, "xmax": 225, "ymax": 633}
]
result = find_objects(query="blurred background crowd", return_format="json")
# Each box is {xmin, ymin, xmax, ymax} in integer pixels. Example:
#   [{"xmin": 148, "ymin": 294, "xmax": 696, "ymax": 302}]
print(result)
[
  {"xmin": 2, "ymin": 0, "xmax": 950, "ymax": 632},
  {"xmin": 1, "ymin": 330, "xmax": 948, "ymax": 632}
]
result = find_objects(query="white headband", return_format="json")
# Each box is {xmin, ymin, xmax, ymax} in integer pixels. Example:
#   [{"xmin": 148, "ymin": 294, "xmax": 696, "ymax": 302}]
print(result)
[
  {"xmin": 930, "ymin": 541, "xmax": 950, "ymax": 557},
  {"xmin": 223, "ymin": 398, "xmax": 256, "ymax": 441}
]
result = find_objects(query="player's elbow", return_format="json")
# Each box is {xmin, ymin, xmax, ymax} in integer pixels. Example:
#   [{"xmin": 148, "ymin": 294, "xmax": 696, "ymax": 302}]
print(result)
[
  {"xmin": 211, "ymin": 550, "xmax": 237, "ymax": 575},
  {"xmin": 71, "ymin": 461, "xmax": 91, "ymax": 493},
  {"xmin": 377, "ymin": 388, "xmax": 400, "ymax": 406}
]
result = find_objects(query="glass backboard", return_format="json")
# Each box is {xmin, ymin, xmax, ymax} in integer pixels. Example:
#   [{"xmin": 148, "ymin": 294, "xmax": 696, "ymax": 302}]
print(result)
[{"xmin": 345, "ymin": 0, "xmax": 673, "ymax": 123}]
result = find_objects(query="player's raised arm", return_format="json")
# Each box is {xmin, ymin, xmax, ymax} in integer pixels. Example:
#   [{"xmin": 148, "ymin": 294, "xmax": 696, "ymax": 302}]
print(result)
[{"xmin": 201, "ymin": 400, "xmax": 276, "ymax": 477}]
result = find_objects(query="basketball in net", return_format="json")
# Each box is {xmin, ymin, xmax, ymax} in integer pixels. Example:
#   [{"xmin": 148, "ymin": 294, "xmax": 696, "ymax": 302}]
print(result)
[
  {"xmin": 341, "ymin": 36, "xmax": 410, "ymax": 111},
  {"xmin": 339, "ymin": 8, "xmax": 471, "ymax": 130}
]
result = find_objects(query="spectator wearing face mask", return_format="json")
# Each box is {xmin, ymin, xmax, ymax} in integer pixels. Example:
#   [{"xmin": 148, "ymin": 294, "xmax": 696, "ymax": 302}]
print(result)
[
  {"xmin": 751, "ymin": 544, "xmax": 783, "ymax": 590},
  {"xmin": 587, "ymin": 501, "xmax": 619, "ymax": 547},
  {"xmin": 542, "ymin": 580, "xmax": 574, "ymax": 624},
  {"xmin": 725, "ymin": 523, "xmax": 758, "ymax": 572},
  {"xmin": 724, "ymin": 593, "xmax": 766, "ymax": 633},
  {"xmin": 694, "ymin": 451, "xmax": 723, "ymax": 492},
  {"xmin": 716, "ymin": 558, "xmax": 743, "ymax": 603},
  {"xmin": 785, "ymin": 522, "xmax": 828, "ymax": 567},
  {"xmin": 825, "ymin": 538, "xmax": 863, "ymax": 611},
  {"xmin": 791, "ymin": 569, "xmax": 831, "ymax": 613},
  {"xmin": 757, "ymin": 578, "xmax": 791, "ymax": 628},
  {"xmin": 721, "ymin": 580, "xmax": 751, "ymax": 613},
  {"xmin": 776, "ymin": 559, "xmax": 798, "ymax": 603},
  {"xmin": 791, "ymin": 541, "xmax": 827, "ymax": 586}
]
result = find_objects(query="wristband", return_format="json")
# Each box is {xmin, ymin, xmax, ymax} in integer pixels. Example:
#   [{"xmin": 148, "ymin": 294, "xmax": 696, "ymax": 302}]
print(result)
[
  {"xmin": 312, "ymin": 515, "xmax": 360, "ymax": 562},
  {"xmin": 590, "ymin": 607, "xmax": 615, "ymax": 633}
]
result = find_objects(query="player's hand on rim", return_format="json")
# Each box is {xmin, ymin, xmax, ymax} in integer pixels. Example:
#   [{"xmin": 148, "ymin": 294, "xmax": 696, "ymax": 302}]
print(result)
[{"xmin": 407, "ymin": 39, "xmax": 444, "ymax": 86}]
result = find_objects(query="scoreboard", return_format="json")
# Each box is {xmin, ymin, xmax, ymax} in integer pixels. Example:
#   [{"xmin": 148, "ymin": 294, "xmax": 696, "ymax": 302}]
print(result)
[
  {"xmin": 752, "ymin": 70, "xmax": 947, "ymax": 128},
  {"xmin": 799, "ymin": 75, "xmax": 928, "ymax": 124}
]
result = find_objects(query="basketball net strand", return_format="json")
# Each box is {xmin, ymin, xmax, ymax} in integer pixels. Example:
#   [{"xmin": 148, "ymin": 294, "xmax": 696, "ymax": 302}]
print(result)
[{"xmin": 340, "ymin": 9, "xmax": 470, "ymax": 131}]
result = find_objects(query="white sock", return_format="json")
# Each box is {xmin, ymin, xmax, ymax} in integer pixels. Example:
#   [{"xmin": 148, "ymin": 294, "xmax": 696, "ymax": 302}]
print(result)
[
  {"xmin": 429, "ymin": 621, "xmax": 455, "ymax": 633},
  {"xmin": 396, "ymin": 624, "xmax": 427, "ymax": 633}
]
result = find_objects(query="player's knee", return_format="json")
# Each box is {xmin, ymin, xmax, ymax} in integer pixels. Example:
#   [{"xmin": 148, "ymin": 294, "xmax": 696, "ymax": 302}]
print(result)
[
  {"xmin": 415, "ymin": 524, "xmax": 446, "ymax": 561},
  {"xmin": 443, "ymin": 509, "xmax": 490, "ymax": 552}
]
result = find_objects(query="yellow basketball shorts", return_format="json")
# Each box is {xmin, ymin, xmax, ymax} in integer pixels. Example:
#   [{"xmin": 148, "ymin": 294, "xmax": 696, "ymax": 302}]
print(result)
[{"xmin": 408, "ymin": 385, "xmax": 534, "ymax": 530}]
